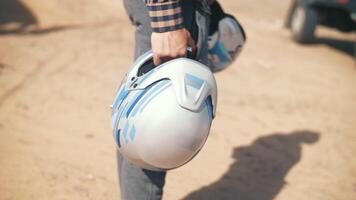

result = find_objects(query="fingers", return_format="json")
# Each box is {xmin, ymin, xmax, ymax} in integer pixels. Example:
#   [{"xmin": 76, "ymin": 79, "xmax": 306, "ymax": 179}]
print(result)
[
  {"xmin": 153, "ymin": 46, "xmax": 185, "ymax": 66},
  {"xmin": 151, "ymin": 29, "xmax": 197, "ymax": 66},
  {"xmin": 178, "ymin": 46, "xmax": 187, "ymax": 58},
  {"xmin": 153, "ymin": 51, "xmax": 175, "ymax": 65},
  {"xmin": 153, "ymin": 54, "xmax": 162, "ymax": 66}
]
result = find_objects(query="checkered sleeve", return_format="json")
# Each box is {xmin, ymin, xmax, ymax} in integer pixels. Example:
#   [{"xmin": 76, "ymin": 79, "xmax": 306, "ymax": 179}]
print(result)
[{"xmin": 145, "ymin": 0, "xmax": 184, "ymax": 33}]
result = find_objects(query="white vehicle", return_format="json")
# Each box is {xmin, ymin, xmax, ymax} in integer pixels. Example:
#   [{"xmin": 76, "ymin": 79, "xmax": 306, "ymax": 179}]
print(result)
[{"xmin": 286, "ymin": 0, "xmax": 356, "ymax": 43}]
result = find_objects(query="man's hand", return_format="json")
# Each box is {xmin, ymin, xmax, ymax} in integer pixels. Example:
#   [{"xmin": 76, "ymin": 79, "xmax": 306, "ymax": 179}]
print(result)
[{"xmin": 151, "ymin": 28, "xmax": 196, "ymax": 66}]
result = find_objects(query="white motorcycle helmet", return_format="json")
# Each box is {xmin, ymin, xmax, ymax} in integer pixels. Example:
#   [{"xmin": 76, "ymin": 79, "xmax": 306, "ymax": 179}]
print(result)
[
  {"xmin": 208, "ymin": 5, "xmax": 246, "ymax": 72},
  {"xmin": 111, "ymin": 51, "xmax": 217, "ymax": 171}
]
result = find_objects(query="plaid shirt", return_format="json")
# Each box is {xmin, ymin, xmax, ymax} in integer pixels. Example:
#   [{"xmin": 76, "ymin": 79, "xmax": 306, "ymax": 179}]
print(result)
[{"xmin": 145, "ymin": 0, "xmax": 184, "ymax": 33}]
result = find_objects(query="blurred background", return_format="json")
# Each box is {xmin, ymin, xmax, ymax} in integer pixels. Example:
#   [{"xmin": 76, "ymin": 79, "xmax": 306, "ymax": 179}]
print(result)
[{"xmin": 0, "ymin": 0, "xmax": 355, "ymax": 199}]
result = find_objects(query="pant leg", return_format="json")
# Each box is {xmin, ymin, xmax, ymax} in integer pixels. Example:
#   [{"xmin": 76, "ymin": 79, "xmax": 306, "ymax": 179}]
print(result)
[
  {"xmin": 123, "ymin": 0, "xmax": 152, "ymax": 59},
  {"xmin": 119, "ymin": 0, "xmax": 209, "ymax": 200},
  {"xmin": 117, "ymin": 151, "xmax": 166, "ymax": 200}
]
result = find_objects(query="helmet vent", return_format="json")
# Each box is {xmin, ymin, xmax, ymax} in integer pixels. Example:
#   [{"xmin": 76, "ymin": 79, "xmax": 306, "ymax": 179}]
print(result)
[{"xmin": 138, "ymin": 58, "xmax": 156, "ymax": 76}]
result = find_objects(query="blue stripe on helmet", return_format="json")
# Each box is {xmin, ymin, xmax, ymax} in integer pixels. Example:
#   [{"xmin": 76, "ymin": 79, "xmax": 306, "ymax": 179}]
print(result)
[
  {"xmin": 139, "ymin": 82, "xmax": 171, "ymax": 113},
  {"xmin": 117, "ymin": 129, "xmax": 121, "ymax": 148},
  {"xmin": 129, "ymin": 125, "xmax": 136, "ymax": 142},
  {"xmin": 114, "ymin": 100, "xmax": 129, "ymax": 131},
  {"xmin": 125, "ymin": 83, "xmax": 155, "ymax": 118},
  {"xmin": 112, "ymin": 86, "xmax": 129, "ymax": 112},
  {"xmin": 130, "ymin": 80, "xmax": 170, "ymax": 116},
  {"xmin": 123, "ymin": 122, "xmax": 129, "ymax": 144},
  {"xmin": 112, "ymin": 112, "xmax": 119, "ymax": 132},
  {"xmin": 122, "ymin": 89, "xmax": 143, "ymax": 119},
  {"xmin": 113, "ymin": 101, "xmax": 128, "ymax": 136},
  {"xmin": 205, "ymin": 97, "xmax": 213, "ymax": 121}
]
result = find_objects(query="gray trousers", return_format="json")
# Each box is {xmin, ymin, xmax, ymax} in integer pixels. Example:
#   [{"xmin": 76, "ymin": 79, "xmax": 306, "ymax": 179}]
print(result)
[{"xmin": 119, "ymin": 0, "xmax": 210, "ymax": 199}]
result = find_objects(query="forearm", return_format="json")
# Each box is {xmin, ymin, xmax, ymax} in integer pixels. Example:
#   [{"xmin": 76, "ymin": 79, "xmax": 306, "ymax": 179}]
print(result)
[
  {"xmin": 144, "ymin": 0, "xmax": 198, "ymax": 65},
  {"xmin": 145, "ymin": 0, "xmax": 184, "ymax": 33}
]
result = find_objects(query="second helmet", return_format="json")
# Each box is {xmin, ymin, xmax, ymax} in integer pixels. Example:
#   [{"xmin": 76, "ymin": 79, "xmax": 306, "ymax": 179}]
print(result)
[{"xmin": 208, "ymin": 2, "xmax": 246, "ymax": 72}]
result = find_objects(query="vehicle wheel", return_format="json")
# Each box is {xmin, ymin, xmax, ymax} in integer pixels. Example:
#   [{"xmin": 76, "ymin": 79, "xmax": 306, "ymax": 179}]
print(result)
[{"xmin": 290, "ymin": 4, "xmax": 317, "ymax": 43}]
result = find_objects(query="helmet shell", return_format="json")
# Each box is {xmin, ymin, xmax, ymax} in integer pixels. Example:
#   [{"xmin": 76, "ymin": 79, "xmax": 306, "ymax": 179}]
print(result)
[{"xmin": 111, "ymin": 51, "xmax": 217, "ymax": 171}]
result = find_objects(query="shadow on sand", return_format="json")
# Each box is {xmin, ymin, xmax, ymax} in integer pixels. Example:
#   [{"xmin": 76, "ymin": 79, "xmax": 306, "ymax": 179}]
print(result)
[
  {"xmin": 312, "ymin": 37, "xmax": 355, "ymax": 58},
  {"xmin": 0, "ymin": 0, "xmax": 38, "ymax": 34},
  {"xmin": 182, "ymin": 130, "xmax": 320, "ymax": 200},
  {"xmin": 0, "ymin": 0, "xmax": 91, "ymax": 35}
]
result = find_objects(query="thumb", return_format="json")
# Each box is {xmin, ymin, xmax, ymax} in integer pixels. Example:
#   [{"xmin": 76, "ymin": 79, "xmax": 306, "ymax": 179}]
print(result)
[{"xmin": 153, "ymin": 53, "xmax": 161, "ymax": 66}]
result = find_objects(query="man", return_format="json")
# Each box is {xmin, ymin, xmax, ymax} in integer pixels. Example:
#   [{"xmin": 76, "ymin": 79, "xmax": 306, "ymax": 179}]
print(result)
[{"xmin": 119, "ymin": 0, "xmax": 212, "ymax": 199}]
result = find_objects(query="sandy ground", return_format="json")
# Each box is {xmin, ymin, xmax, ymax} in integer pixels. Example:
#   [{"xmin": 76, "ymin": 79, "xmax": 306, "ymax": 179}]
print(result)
[{"xmin": 0, "ymin": 0, "xmax": 355, "ymax": 199}]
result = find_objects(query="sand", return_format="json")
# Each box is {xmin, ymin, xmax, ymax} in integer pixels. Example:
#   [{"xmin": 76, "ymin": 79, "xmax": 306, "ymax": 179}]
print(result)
[{"xmin": 0, "ymin": 0, "xmax": 355, "ymax": 199}]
